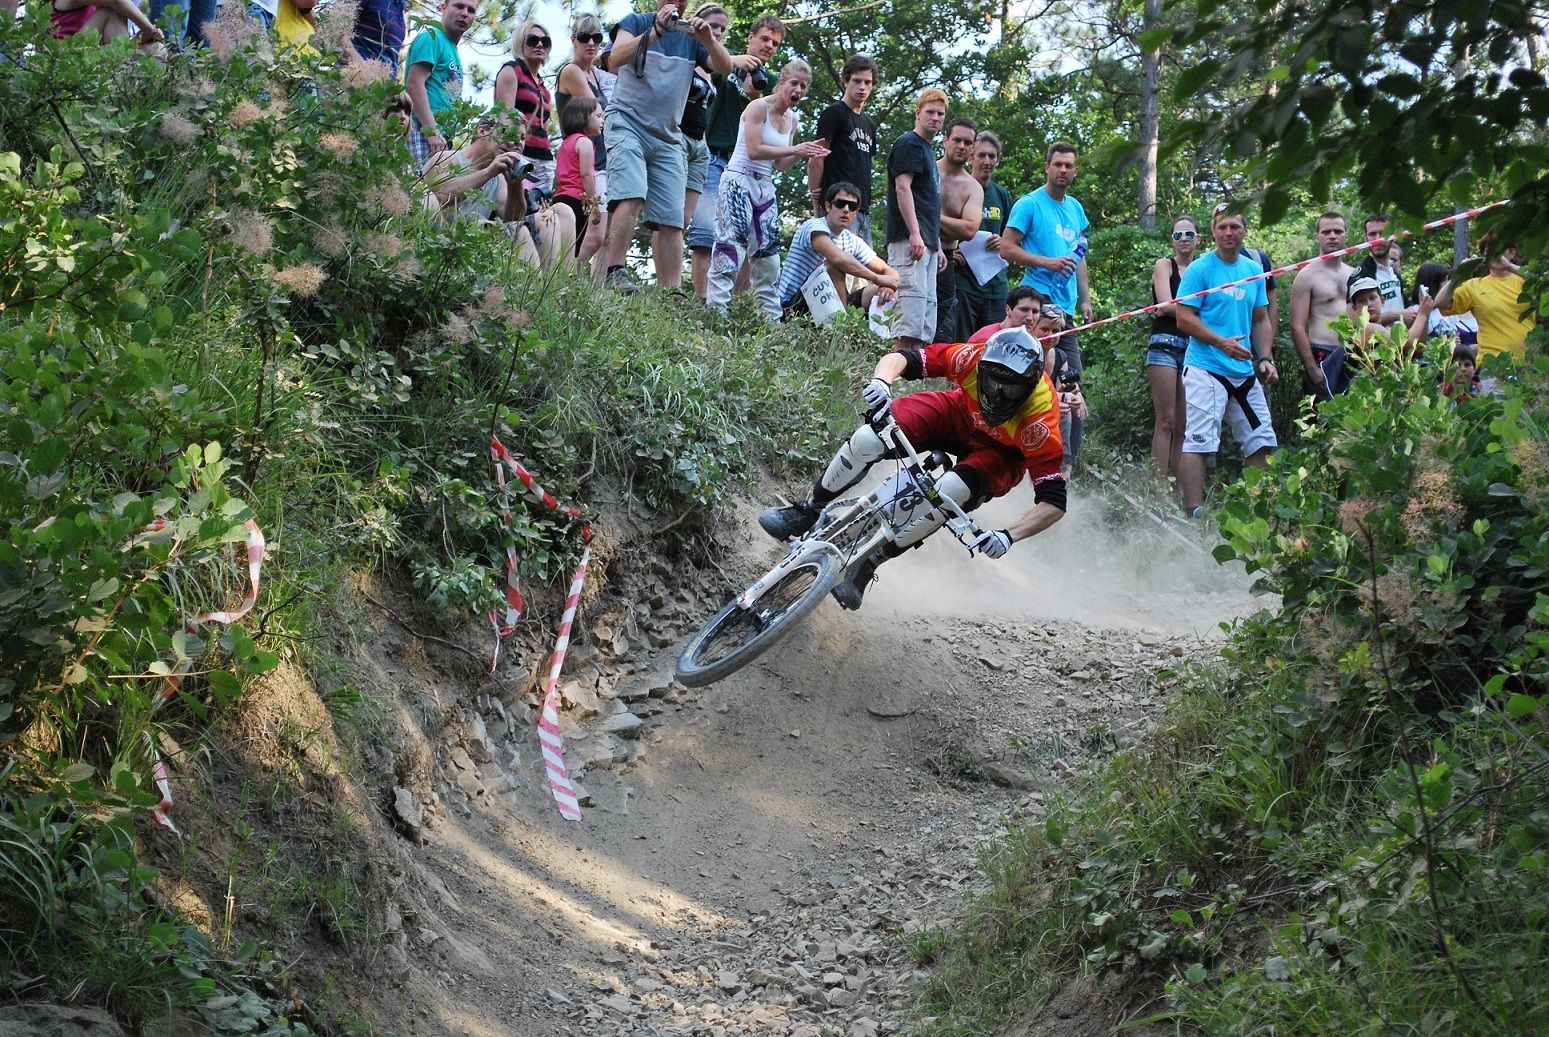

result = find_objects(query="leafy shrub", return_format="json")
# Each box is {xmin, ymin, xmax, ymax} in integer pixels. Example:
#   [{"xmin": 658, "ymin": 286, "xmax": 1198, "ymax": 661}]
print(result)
[
  {"xmin": 918, "ymin": 327, "xmax": 1549, "ymax": 1036},
  {"xmin": 1, "ymin": 12, "xmax": 874, "ymax": 1026}
]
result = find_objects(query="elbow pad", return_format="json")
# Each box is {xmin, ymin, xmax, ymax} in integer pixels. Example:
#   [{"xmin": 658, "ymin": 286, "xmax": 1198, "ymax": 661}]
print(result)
[{"xmin": 1033, "ymin": 475, "xmax": 1068, "ymax": 513}]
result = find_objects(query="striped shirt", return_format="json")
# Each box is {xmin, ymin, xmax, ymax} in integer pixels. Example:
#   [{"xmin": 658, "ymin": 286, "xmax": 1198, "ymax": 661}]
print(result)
[
  {"xmin": 500, "ymin": 61, "xmax": 553, "ymax": 163},
  {"xmin": 778, "ymin": 217, "xmax": 878, "ymax": 305}
]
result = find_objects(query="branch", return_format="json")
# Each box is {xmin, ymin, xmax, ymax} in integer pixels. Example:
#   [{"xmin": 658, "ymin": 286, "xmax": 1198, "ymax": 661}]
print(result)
[
  {"xmin": 1358, "ymin": 523, "xmax": 1497, "ymax": 1023},
  {"xmin": 780, "ymin": 0, "xmax": 885, "ymax": 25}
]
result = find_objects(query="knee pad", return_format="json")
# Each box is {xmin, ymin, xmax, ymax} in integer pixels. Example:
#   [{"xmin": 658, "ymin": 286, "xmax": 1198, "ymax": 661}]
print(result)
[
  {"xmin": 886, "ymin": 467, "xmax": 974, "ymax": 549},
  {"xmin": 945, "ymin": 466, "xmax": 991, "ymax": 510},
  {"xmin": 819, "ymin": 424, "xmax": 885, "ymax": 495}
]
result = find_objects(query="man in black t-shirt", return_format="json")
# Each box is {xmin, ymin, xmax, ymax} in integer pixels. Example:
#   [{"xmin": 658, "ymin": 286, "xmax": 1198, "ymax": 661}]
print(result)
[
  {"xmin": 807, "ymin": 54, "xmax": 879, "ymax": 244},
  {"xmin": 884, "ymin": 88, "xmax": 947, "ymax": 349}
]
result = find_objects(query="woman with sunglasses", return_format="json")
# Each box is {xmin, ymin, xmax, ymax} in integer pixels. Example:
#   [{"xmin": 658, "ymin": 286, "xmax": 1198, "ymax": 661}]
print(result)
[
  {"xmin": 1147, "ymin": 215, "xmax": 1199, "ymax": 493},
  {"xmin": 557, "ymin": 13, "xmax": 612, "ymax": 200},
  {"xmin": 495, "ymin": 19, "xmax": 557, "ymax": 193}
]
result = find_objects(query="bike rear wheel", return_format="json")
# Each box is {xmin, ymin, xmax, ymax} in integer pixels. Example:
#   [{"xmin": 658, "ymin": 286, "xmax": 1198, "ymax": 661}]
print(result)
[{"xmin": 675, "ymin": 549, "xmax": 842, "ymax": 687}]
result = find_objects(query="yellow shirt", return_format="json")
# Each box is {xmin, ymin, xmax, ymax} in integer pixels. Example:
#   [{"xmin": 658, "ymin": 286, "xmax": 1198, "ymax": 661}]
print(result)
[
  {"xmin": 275, "ymin": 0, "xmax": 316, "ymax": 54},
  {"xmin": 1447, "ymin": 273, "xmax": 1534, "ymax": 361}
]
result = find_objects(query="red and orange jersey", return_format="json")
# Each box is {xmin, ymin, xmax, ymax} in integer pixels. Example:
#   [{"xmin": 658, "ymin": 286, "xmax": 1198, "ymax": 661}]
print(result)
[{"xmin": 915, "ymin": 340, "xmax": 1064, "ymax": 482}]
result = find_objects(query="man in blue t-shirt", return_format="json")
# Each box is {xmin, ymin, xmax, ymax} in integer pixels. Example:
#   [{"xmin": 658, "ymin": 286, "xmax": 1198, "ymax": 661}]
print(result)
[
  {"xmin": 1001, "ymin": 141, "xmax": 1091, "ymax": 478},
  {"xmin": 1173, "ymin": 202, "xmax": 1280, "ymax": 517},
  {"xmin": 599, "ymin": 0, "xmax": 733, "ymax": 293}
]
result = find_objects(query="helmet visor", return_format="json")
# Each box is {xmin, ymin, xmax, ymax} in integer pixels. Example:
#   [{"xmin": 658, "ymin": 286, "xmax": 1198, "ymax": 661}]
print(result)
[{"xmin": 978, "ymin": 364, "xmax": 1036, "ymax": 424}]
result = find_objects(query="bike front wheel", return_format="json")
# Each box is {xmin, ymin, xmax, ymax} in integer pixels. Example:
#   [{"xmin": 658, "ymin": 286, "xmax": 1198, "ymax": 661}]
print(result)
[{"xmin": 675, "ymin": 549, "xmax": 843, "ymax": 687}]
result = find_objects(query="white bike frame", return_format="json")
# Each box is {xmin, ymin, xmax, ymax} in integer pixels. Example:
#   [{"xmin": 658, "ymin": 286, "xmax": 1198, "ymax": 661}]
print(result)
[{"xmin": 734, "ymin": 415, "xmax": 986, "ymax": 611}]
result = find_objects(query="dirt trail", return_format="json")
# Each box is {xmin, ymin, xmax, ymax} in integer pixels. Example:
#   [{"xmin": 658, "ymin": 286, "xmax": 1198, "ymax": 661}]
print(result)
[{"xmin": 367, "ymin": 484, "xmax": 1258, "ymax": 1036}]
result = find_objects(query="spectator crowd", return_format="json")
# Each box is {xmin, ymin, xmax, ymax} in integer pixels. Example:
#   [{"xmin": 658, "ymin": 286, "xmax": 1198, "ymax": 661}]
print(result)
[{"xmin": 31, "ymin": 0, "xmax": 1538, "ymax": 514}]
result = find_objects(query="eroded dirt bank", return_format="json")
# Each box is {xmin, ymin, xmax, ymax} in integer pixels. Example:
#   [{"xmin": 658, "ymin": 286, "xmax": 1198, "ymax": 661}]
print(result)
[{"xmin": 351, "ymin": 483, "xmax": 1257, "ymax": 1036}]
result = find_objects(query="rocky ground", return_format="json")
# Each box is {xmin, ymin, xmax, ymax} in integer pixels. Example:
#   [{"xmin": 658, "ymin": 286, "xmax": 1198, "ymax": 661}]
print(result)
[{"xmin": 357, "ymin": 483, "xmax": 1258, "ymax": 1036}]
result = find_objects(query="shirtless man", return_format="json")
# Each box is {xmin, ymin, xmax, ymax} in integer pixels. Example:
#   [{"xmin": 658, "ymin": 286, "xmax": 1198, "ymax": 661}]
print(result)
[
  {"xmin": 933, "ymin": 118, "xmax": 983, "ymax": 341},
  {"xmin": 1289, "ymin": 211, "xmax": 1355, "ymax": 400}
]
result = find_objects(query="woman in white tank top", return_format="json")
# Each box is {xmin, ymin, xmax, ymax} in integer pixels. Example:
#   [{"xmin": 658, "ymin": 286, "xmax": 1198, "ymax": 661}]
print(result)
[{"xmin": 707, "ymin": 59, "xmax": 831, "ymax": 320}]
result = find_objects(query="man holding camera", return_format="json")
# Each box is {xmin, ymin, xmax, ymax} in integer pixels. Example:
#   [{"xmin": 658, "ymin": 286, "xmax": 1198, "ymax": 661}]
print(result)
[
  {"xmin": 423, "ymin": 112, "xmax": 551, "ymax": 266},
  {"xmin": 687, "ymin": 14, "xmax": 785, "ymax": 300},
  {"xmin": 601, "ymin": 0, "xmax": 734, "ymax": 293}
]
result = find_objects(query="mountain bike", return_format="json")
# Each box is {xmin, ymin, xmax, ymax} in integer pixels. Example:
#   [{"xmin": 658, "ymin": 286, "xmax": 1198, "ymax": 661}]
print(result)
[{"xmin": 675, "ymin": 413, "xmax": 989, "ymax": 687}]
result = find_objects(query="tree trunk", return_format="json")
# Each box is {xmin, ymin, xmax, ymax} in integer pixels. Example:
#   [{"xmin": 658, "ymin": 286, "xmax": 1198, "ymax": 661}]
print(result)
[
  {"xmin": 1453, "ymin": 43, "xmax": 1472, "ymax": 266},
  {"xmin": 1137, "ymin": 0, "xmax": 1162, "ymax": 229}
]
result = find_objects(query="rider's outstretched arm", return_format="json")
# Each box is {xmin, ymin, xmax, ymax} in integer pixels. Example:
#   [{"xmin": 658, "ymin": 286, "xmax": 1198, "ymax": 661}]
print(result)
[
  {"xmin": 1006, "ymin": 499, "xmax": 1064, "ymax": 543},
  {"xmin": 871, "ymin": 351, "xmax": 910, "ymax": 385},
  {"xmin": 1004, "ymin": 477, "xmax": 1067, "ymax": 543}
]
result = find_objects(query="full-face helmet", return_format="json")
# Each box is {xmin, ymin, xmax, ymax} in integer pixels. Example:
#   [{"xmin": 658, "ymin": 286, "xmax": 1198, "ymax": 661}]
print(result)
[{"xmin": 976, "ymin": 327, "xmax": 1045, "ymax": 425}]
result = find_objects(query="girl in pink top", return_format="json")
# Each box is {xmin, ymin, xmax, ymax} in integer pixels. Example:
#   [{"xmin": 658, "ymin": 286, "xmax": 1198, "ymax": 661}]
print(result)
[{"xmin": 553, "ymin": 96, "xmax": 605, "ymax": 269}]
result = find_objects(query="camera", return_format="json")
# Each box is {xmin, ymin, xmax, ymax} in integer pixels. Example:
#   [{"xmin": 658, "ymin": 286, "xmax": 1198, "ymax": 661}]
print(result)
[
  {"xmin": 748, "ymin": 67, "xmax": 773, "ymax": 93},
  {"xmin": 1059, "ymin": 368, "xmax": 1080, "ymax": 390},
  {"xmin": 662, "ymin": 11, "xmax": 690, "ymax": 31},
  {"xmin": 687, "ymin": 74, "xmax": 716, "ymax": 107}
]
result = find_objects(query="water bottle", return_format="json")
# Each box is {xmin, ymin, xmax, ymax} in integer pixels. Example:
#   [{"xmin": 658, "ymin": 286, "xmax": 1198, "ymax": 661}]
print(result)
[{"xmin": 1059, "ymin": 233, "xmax": 1088, "ymax": 288}]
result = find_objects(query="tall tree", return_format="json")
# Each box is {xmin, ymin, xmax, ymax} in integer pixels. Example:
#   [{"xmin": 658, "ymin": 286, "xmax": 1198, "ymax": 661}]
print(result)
[
  {"xmin": 1136, "ymin": 0, "xmax": 1162, "ymax": 228},
  {"xmin": 1160, "ymin": 0, "xmax": 1549, "ymax": 250}
]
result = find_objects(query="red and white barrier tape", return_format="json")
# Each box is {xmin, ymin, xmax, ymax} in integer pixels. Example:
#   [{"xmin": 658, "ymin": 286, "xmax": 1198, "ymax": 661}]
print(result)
[
  {"xmin": 137, "ymin": 516, "xmax": 267, "ymax": 831},
  {"xmin": 537, "ymin": 547, "xmax": 590, "ymax": 821},
  {"xmin": 1037, "ymin": 200, "xmax": 1509, "ymax": 344},
  {"xmin": 489, "ymin": 434, "xmax": 593, "ymax": 822}
]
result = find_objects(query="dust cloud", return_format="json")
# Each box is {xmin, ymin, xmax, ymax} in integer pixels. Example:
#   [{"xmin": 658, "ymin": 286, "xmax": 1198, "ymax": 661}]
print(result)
[{"xmin": 872, "ymin": 479, "xmax": 1265, "ymax": 636}]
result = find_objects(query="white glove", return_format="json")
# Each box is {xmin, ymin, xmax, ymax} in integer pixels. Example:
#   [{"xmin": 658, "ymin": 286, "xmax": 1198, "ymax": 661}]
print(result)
[
  {"xmin": 971, "ymin": 528, "xmax": 1013, "ymax": 559},
  {"xmin": 861, "ymin": 378, "xmax": 892, "ymax": 420}
]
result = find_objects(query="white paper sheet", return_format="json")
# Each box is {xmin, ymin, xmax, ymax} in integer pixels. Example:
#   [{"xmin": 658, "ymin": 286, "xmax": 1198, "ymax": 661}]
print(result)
[{"xmin": 959, "ymin": 230, "xmax": 1008, "ymax": 287}]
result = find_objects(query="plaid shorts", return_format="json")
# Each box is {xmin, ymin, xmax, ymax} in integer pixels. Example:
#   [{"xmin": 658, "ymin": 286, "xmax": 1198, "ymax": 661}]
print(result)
[{"xmin": 408, "ymin": 118, "xmax": 432, "ymax": 169}]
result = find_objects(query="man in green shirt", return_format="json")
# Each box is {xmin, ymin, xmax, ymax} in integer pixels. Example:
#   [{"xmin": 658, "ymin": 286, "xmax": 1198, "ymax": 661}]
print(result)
[
  {"xmin": 949, "ymin": 130, "xmax": 1013, "ymax": 340},
  {"xmin": 405, "ymin": 0, "xmax": 475, "ymax": 168}
]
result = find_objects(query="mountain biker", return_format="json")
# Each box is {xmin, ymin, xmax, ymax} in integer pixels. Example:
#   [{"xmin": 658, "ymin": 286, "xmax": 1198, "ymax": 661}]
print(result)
[{"xmin": 758, "ymin": 322, "xmax": 1068, "ymax": 608}]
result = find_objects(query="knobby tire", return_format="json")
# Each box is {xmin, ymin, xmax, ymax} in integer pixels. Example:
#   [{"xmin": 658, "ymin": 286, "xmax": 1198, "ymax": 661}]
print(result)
[{"xmin": 674, "ymin": 550, "xmax": 842, "ymax": 687}]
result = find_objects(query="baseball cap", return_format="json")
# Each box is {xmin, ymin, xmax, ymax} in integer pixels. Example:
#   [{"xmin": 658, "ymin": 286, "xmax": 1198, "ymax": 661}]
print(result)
[{"xmin": 1346, "ymin": 276, "xmax": 1380, "ymax": 302}]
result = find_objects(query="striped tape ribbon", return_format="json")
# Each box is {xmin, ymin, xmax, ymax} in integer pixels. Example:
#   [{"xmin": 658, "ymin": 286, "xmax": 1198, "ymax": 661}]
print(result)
[
  {"xmin": 537, "ymin": 547, "xmax": 590, "ymax": 821},
  {"xmin": 489, "ymin": 435, "xmax": 593, "ymax": 822},
  {"xmin": 136, "ymin": 516, "xmax": 268, "ymax": 832},
  {"xmin": 1038, "ymin": 200, "xmax": 1509, "ymax": 344}
]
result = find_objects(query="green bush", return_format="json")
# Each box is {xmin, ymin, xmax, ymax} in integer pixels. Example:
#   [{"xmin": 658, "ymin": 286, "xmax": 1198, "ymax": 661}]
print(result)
[
  {"xmin": 918, "ymin": 328, "xmax": 1549, "ymax": 1036},
  {"xmin": 1, "ymin": 13, "xmax": 876, "ymax": 1026}
]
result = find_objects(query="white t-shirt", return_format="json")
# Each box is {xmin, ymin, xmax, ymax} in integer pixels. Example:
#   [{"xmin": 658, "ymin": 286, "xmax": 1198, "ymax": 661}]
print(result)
[{"xmin": 1372, "ymin": 260, "xmax": 1403, "ymax": 315}]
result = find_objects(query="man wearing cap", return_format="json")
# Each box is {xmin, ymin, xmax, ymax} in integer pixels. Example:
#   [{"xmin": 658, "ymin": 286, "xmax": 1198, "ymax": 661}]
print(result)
[
  {"xmin": 1354, "ymin": 213, "xmax": 1416, "ymax": 327},
  {"xmin": 1290, "ymin": 211, "xmax": 1356, "ymax": 400},
  {"xmin": 1172, "ymin": 202, "xmax": 1278, "ymax": 518}
]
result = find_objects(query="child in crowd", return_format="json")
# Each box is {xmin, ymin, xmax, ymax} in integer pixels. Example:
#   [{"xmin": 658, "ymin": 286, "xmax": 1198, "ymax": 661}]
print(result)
[
  {"xmin": 553, "ymin": 96, "xmax": 605, "ymax": 271},
  {"xmin": 51, "ymin": 0, "xmax": 164, "ymax": 44},
  {"xmin": 1441, "ymin": 343, "xmax": 1481, "ymax": 403},
  {"xmin": 1346, "ymin": 275, "xmax": 1385, "ymax": 353}
]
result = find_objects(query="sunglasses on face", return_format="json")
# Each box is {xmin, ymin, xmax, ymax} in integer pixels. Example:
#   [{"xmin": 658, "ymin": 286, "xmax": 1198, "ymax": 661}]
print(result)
[
  {"xmin": 1172, "ymin": 230, "xmax": 1196, "ymax": 240},
  {"xmin": 829, "ymin": 198, "xmax": 860, "ymax": 211},
  {"xmin": 525, "ymin": 34, "xmax": 552, "ymax": 48},
  {"xmin": 574, "ymin": 31, "xmax": 603, "ymax": 44}
]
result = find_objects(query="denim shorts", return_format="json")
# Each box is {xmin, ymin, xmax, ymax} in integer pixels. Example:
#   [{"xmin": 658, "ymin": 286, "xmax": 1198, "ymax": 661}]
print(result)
[
  {"xmin": 604, "ymin": 111, "xmax": 687, "ymax": 229},
  {"xmin": 1146, "ymin": 332, "xmax": 1187, "ymax": 370}
]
